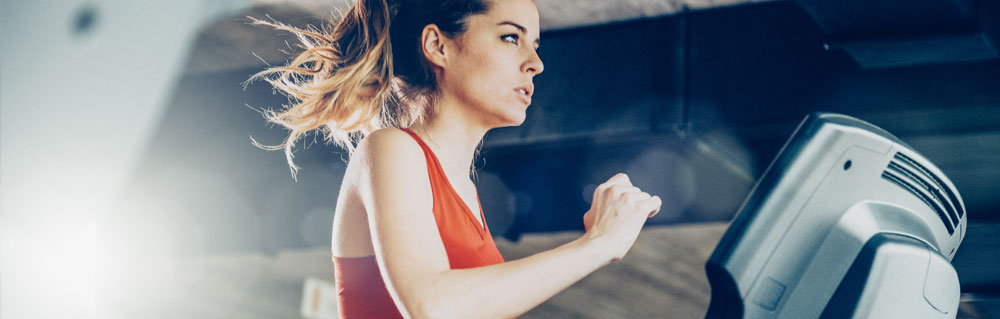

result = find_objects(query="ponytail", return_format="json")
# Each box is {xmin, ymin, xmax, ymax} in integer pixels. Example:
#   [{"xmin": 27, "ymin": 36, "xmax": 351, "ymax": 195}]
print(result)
[
  {"xmin": 248, "ymin": 0, "xmax": 490, "ymax": 179},
  {"xmin": 248, "ymin": 0, "xmax": 396, "ymax": 177}
]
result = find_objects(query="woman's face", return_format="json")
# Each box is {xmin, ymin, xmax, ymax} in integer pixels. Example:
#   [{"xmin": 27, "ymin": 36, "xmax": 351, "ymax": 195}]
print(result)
[{"xmin": 437, "ymin": 0, "xmax": 544, "ymax": 128}]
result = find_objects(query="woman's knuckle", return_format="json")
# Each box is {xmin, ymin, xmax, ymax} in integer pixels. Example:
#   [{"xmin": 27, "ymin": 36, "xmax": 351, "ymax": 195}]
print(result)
[
  {"xmin": 606, "ymin": 185, "xmax": 620, "ymax": 194},
  {"xmin": 596, "ymin": 185, "xmax": 611, "ymax": 196},
  {"xmin": 618, "ymin": 190, "xmax": 632, "ymax": 200}
]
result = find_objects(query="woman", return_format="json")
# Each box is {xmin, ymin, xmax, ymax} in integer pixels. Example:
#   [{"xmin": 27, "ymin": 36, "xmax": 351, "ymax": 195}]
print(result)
[{"xmin": 251, "ymin": 0, "xmax": 662, "ymax": 317}]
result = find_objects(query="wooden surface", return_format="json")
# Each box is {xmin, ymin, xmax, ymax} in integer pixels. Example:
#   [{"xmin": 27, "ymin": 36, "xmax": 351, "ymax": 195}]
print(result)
[
  {"xmin": 107, "ymin": 221, "xmax": 994, "ymax": 318},
  {"xmin": 495, "ymin": 223, "xmax": 727, "ymax": 318},
  {"xmin": 105, "ymin": 222, "xmax": 726, "ymax": 318}
]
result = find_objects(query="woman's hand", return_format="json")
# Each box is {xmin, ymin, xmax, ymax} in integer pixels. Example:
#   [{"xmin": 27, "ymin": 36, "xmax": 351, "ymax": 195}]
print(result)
[{"xmin": 582, "ymin": 173, "xmax": 662, "ymax": 262}]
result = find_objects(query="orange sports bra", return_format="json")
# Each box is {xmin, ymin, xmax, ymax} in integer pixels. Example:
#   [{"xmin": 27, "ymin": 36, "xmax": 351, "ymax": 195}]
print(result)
[{"xmin": 332, "ymin": 128, "xmax": 505, "ymax": 319}]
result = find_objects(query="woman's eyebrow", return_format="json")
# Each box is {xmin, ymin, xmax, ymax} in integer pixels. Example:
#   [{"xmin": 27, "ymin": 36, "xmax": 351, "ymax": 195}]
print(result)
[{"xmin": 497, "ymin": 21, "xmax": 526, "ymax": 33}]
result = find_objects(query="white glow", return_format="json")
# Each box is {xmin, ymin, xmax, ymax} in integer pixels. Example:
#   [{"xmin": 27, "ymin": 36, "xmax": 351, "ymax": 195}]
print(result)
[
  {"xmin": 84, "ymin": 222, "xmax": 98, "ymax": 313},
  {"xmin": 6, "ymin": 220, "xmax": 104, "ymax": 317}
]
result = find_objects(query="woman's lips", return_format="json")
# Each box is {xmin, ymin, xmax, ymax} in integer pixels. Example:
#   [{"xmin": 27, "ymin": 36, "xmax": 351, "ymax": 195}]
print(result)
[{"xmin": 514, "ymin": 84, "xmax": 533, "ymax": 105}]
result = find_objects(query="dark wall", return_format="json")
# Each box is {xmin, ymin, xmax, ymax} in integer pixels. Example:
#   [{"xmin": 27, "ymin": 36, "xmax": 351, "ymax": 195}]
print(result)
[{"xmin": 483, "ymin": 1, "xmax": 1000, "ymax": 237}]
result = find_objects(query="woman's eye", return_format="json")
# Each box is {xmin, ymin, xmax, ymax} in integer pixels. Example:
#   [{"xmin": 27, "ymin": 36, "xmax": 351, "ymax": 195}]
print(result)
[{"xmin": 501, "ymin": 34, "xmax": 519, "ymax": 45}]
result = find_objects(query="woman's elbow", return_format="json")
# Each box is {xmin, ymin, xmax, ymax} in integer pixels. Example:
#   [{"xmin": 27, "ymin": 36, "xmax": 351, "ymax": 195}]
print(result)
[
  {"xmin": 388, "ymin": 269, "xmax": 458, "ymax": 318},
  {"xmin": 399, "ymin": 297, "xmax": 453, "ymax": 319}
]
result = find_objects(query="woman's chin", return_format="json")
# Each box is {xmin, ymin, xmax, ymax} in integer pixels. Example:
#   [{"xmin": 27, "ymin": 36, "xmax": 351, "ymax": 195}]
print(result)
[
  {"xmin": 501, "ymin": 110, "xmax": 528, "ymax": 127},
  {"xmin": 481, "ymin": 105, "xmax": 528, "ymax": 128}
]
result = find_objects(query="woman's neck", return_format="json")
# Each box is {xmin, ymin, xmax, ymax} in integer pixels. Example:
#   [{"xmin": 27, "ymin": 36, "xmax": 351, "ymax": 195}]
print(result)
[{"xmin": 409, "ymin": 100, "xmax": 488, "ymax": 177}]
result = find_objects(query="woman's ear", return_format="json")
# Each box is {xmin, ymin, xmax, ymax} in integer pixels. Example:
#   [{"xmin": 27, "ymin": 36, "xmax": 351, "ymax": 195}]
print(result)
[{"xmin": 421, "ymin": 24, "xmax": 449, "ymax": 69}]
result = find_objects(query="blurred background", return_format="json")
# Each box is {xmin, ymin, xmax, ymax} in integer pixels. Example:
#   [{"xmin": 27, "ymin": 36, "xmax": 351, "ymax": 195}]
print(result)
[{"xmin": 2, "ymin": 0, "xmax": 998, "ymax": 317}]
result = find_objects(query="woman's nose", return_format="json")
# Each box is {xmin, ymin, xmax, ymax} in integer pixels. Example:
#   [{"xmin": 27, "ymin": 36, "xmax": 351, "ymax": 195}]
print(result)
[{"xmin": 523, "ymin": 50, "xmax": 544, "ymax": 75}]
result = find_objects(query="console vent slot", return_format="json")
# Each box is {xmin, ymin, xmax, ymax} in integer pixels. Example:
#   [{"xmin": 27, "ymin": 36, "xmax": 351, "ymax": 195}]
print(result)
[
  {"xmin": 893, "ymin": 152, "xmax": 965, "ymax": 219},
  {"xmin": 882, "ymin": 152, "xmax": 960, "ymax": 235}
]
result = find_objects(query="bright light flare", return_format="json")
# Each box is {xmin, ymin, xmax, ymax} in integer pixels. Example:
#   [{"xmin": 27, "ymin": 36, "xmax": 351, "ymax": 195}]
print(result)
[
  {"xmin": 84, "ymin": 221, "xmax": 99, "ymax": 313},
  {"xmin": 5, "ymin": 220, "xmax": 104, "ymax": 317}
]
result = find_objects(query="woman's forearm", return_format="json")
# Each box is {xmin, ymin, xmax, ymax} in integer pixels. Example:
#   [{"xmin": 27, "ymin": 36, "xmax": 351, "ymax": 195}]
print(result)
[{"xmin": 408, "ymin": 235, "xmax": 612, "ymax": 319}]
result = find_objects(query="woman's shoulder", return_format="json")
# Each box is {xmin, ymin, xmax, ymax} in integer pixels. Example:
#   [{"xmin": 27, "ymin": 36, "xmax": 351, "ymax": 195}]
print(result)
[
  {"xmin": 354, "ymin": 127, "xmax": 425, "ymax": 168},
  {"xmin": 359, "ymin": 127, "xmax": 420, "ymax": 154},
  {"xmin": 364, "ymin": 127, "xmax": 414, "ymax": 143},
  {"xmin": 352, "ymin": 128, "xmax": 433, "ymax": 205}
]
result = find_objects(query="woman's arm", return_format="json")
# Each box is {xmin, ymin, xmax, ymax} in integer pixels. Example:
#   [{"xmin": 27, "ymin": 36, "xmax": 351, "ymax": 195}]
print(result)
[{"xmin": 357, "ymin": 128, "xmax": 660, "ymax": 318}]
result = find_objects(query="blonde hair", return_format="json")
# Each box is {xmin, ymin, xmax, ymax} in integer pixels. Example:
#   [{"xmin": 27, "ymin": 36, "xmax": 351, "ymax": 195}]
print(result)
[
  {"xmin": 248, "ymin": 1, "xmax": 394, "ymax": 177},
  {"xmin": 246, "ymin": 0, "xmax": 489, "ymax": 178},
  {"xmin": 248, "ymin": 0, "xmax": 490, "ymax": 178}
]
